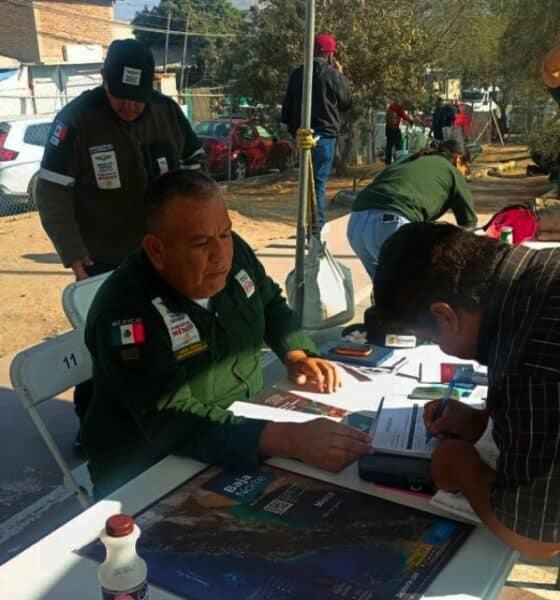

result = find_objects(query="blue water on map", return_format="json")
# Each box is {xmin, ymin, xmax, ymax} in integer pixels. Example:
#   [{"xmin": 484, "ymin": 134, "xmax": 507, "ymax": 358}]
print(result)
[{"xmin": 142, "ymin": 544, "xmax": 409, "ymax": 599}]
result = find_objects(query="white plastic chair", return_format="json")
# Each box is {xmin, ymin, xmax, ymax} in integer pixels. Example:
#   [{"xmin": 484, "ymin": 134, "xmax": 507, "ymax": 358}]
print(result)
[
  {"xmin": 9, "ymin": 330, "xmax": 93, "ymax": 508},
  {"xmin": 62, "ymin": 271, "xmax": 112, "ymax": 328}
]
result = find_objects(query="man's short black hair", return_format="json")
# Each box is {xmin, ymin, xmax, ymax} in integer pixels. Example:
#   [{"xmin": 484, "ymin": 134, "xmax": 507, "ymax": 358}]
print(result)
[
  {"xmin": 145, "ymin": 170, "xmax": 219, "ymax": 234},
  {"xmin": 374, "ymin": 222, "xmax": 502, "ymax": 330}
]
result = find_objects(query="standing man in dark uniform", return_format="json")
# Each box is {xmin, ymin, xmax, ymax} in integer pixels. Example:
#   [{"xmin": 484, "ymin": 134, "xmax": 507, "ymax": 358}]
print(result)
[
  {"xmin": 37, "ymin": 38, "xmax": 202, "ymax": 280},
  {"xmin": 36, "ymin": 39, "xmax": 203, "ymax": 445},
  {"xmin": 281, "ymin": 34, "xmax": 352, "ymax": 233}
]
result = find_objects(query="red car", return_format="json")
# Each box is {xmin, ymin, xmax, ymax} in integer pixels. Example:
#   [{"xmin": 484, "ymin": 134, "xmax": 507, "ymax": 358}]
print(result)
[{"xmin": 194, "ymin": 118, "xmax": 295, "ymax": 180}]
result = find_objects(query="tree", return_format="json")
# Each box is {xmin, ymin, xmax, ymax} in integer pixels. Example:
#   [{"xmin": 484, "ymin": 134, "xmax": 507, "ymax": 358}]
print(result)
[
  {"xmin": 132, "ymin": 0, "xmax": 246, "ymax": 86},
  {"xmin": 225, "ymin": 0, "xmax": 430, "ymax": 114},
  {"xmin": 421, "ymin": 1, "xmax": 560, "ymax": 134}
]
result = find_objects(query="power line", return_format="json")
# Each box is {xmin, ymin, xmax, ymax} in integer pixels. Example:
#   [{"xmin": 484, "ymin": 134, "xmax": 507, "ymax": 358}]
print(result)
[
  {"xmin": 5, "ymin": 0, "xmax": 247, "ymax": 38},
  {"xmin": 114, "ymin": 6, "xmax": 235, "ymax": 23}
]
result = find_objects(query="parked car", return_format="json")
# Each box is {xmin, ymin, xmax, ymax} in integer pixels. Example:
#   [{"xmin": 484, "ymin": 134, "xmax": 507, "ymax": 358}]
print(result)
[
  {"xmin": 0, "ymin": 116, "xmax": 53, "ymax": 210},
  {"xmin": 461, "ymin": 88, "xmax": 502, "ymax": 113},
  {"xmin": 194, "ymin": 118, "xmax": 295, "ymax": 180}
]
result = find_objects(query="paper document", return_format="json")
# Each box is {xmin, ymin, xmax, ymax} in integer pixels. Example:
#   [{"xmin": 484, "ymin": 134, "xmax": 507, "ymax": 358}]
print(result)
[
  {"xmin": 371, "ymin": 396, "xmax": 437, "ymax": 458},
  {"xmin": 429, "ymin": 419, "xmax": 498, "ymax": 524},
  {"xmin": 371, "ymin": 396, "xmax": 496, "ymax": 463},
  {"xmin": 430, "ymin": 491, "xmax": 481, "ymax": 524},
  {"xmin": 247, "ymin": 390, "xmax": 349, "ymax": 418}
]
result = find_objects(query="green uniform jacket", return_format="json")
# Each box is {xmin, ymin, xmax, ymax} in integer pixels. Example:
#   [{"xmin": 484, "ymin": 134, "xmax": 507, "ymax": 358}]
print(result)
[
  {"xmin": 82, "ymin": 233, "xmax": 316, "ymax": 497},
  {"xmin": 36, "ymin": 87, "xmax": 203, "ymax": 267},
  {"xmin": 351, "ymin": 154, "xmax": 478, "ymax": 227}
]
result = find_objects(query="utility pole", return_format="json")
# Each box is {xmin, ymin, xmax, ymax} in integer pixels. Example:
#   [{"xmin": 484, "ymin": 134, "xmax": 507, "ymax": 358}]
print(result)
[
  {"xmin": 163, "ymin": 7, "xmax": 172, "ymax": 73},
  {"xmin": 178, "ymin": 12, "xmax": 190, "ymax": 100},
  {"xmin": 294, "ymin": 0, "xmax": 315, "ymax": 324}
]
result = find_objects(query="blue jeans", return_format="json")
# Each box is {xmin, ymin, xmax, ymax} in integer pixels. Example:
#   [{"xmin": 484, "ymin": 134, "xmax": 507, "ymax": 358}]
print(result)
[
  {"xmin": 311, "ymin": 135, "xmax": 337, "ymax": 232},
  {"xmin": 347, "ymin": 209, "xmax": 410, "ymax": 281}
]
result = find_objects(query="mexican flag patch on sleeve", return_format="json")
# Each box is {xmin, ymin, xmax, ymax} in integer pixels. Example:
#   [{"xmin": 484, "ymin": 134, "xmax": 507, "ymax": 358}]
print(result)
[{"xmin": 111, "ymin": 319, "xmax": 145, "ymax": 346}]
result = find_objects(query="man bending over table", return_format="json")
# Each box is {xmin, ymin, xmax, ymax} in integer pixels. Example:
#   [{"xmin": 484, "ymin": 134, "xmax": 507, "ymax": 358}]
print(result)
[
  {"xmin": 82, "ymin": 170, "xmax": 371, "ymax": 498},
  {"xmin": 374, "ymin": 222, "xmax": 560, "ymax": 559}
]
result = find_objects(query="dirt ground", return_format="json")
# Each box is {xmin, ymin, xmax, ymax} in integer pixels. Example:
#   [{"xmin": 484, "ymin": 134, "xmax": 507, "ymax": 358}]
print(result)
[{"xmin": 0, "ymin": 145, "xmax": 552, "ymax": 359}]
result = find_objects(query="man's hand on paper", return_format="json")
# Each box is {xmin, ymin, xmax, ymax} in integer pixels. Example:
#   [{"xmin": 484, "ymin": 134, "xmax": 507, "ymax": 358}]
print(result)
[
  {"xmin": 260, "ymin": 418, "xmax": 372, "ymax": 472},
  {"xmin": 423, "ymin": 398, "xmax": 489, "ymax": 442},
  {"xmin": 293, "ymin": 418, "xmax": 373, "ymax": 471},
  {"xmin": 285, "ymin": 350, "xmax": 341, "ymax": 393}
]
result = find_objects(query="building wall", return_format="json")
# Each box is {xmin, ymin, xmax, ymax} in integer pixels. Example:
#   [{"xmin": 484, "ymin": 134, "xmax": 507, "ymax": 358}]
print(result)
[
  {"xmin": 0, "ymin": 1, "xmax": 114, "ymax": 64},
  {"xmin": 0, "ymin": 2, "xmax": 40, "ymax": 62},
  {"xmin": 34, "ymin": 0, "xmax": 114, "ymax": 63}
]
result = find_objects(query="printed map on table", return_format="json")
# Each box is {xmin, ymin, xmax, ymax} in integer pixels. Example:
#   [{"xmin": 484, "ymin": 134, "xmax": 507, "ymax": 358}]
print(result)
[{"xmin": 79, "ymin": 466, "xmax": 472, "ymax": 600}]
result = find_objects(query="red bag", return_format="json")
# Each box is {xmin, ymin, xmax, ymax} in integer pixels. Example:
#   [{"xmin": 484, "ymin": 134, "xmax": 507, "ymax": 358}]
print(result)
[{"xmin": 482, "ymin": 204, "xmax": 538, "ymax": 244}]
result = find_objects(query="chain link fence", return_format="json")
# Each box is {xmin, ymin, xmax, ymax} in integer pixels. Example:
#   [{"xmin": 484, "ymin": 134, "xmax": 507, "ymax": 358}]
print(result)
[{"xmin": 0, "ymin": 192, "xmax": 36, "ymax": 217}]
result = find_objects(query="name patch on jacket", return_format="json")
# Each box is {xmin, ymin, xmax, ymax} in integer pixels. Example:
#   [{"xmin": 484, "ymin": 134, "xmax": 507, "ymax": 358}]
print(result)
[
  {"xmin": 89, "ymin": 144, "xmax": 121, "ymax": 190},
  {"xmin": 175, "ymin": 341, "xmax": 209, "ymax": 361},
  {"xmin": 111, "ymin": 319, "xmax": 145, "ymax": 346},
  {"xmin": 235, "ymin": 269, "xmax": 255, "ymax": 298},
  {"xmin": 152, "ymin": 297, "xmax": 201, "ymax": 351},
  {"xmin": 157, "ymin": 156, "xmax": 169, "ymax": 175}
]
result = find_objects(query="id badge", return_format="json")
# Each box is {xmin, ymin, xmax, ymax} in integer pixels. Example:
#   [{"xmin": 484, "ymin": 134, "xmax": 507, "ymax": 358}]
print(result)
[{"xmin": 90, "ymin": 145, "xmax": 121, "ymax": 190}]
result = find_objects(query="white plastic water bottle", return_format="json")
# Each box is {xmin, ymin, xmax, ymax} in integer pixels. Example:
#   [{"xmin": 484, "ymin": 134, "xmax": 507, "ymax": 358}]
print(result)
[{"xmin": 98, "ymin": 514, "xmax": 150, "ymax": 600}]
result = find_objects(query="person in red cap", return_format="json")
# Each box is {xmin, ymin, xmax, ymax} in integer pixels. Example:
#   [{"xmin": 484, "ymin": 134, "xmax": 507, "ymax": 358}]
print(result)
[{"xmin": 282, "ymin": 33, "xmax": 352, "ymax": 233}]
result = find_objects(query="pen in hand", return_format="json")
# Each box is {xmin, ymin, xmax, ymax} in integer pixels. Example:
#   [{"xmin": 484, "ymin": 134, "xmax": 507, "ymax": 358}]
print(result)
[{"xmin": 425, "ymin": 371, "xmax": 461, "ymax": 445}]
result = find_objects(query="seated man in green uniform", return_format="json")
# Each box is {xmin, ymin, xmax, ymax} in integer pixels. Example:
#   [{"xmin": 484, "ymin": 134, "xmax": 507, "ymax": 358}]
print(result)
[{"xmin": 82, "ymin": 170, "xmax": 372, "ymax": 498}]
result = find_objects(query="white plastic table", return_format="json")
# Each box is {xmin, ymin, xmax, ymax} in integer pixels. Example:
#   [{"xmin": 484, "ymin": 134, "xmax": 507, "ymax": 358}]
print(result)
[{"xmin": 0, "ymin": 346, "xmax": 517, "ymax": 599}]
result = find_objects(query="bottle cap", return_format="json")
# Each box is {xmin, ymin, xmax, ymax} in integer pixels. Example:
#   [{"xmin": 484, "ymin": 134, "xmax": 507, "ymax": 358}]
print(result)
[{"xmin": 105, "ymin": 514, "xmax": 134, "ymax": 537}]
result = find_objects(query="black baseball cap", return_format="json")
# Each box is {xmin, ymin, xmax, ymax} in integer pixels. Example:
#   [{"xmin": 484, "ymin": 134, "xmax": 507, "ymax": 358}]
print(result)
[{"xmin": 103, "ymin": 39, "xmax": 155, "ymax": 103}]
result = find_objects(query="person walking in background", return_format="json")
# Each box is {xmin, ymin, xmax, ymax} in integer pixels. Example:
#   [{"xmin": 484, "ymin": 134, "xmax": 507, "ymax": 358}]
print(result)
[
  {"xmin": 431, "ymin": 96, "xmax": 456, "ymax": 142},
  {"xmin": 384, "ymin": 99, "xmax": 413, "ymax": 165},
  {"xmin": 282, "ymin": 34, "xmax": 352, "ymax": 233},
  {"xmin": 453, "ymin": 100, "xmax": 472, "ymax": 141},
  {"xmin": 347, "ymin": 140, "xmax": 477, "ymax": 284}
]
